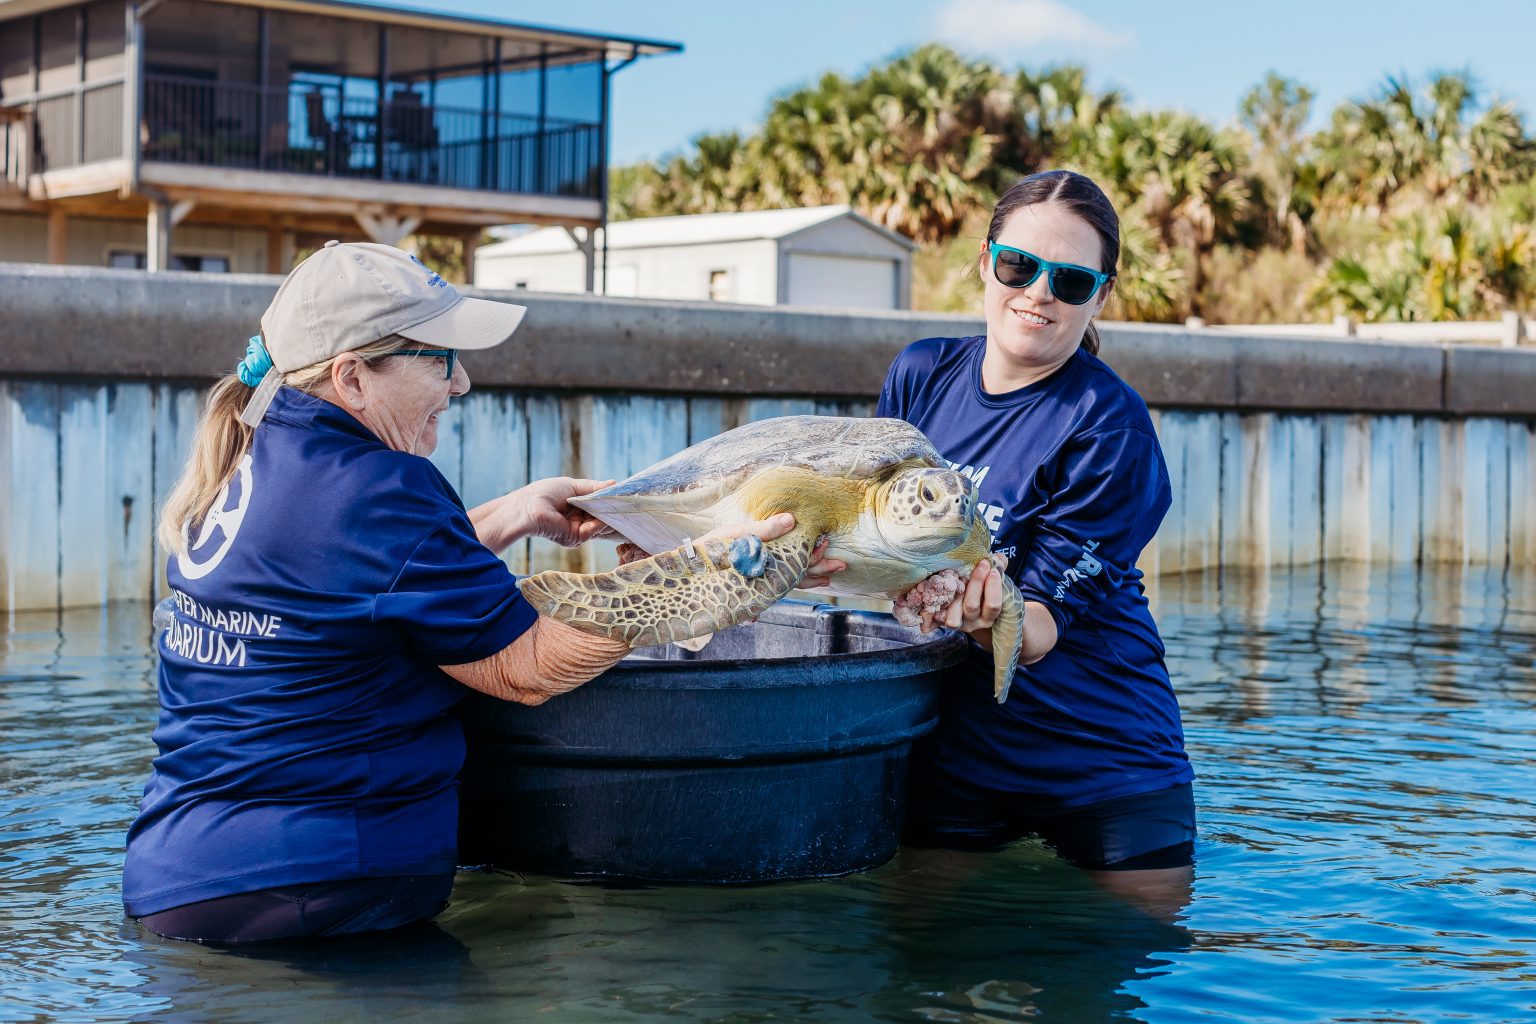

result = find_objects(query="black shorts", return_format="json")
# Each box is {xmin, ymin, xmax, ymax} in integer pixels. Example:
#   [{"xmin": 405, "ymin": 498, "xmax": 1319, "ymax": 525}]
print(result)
[
  {"xmin": 134, "ymin": 874, "xmax": 454, "ymax": 944},
  {"xmin": 904, "ymin": 775, "xmax": 1196, "ymax": 871}
]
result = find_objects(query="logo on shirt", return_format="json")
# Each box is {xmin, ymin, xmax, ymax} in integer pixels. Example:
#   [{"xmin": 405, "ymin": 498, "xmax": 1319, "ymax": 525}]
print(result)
[
  {"xmin": 178, "ymin": 454, "xmax": 252, "ymax": 580},
  {"xmin": 945, "ymin": 460, "xmax": 1005, "ymax": 535},
  {"xmin": 1052, "ymin": 540, "xmax": 1102, "ymax": 602}
]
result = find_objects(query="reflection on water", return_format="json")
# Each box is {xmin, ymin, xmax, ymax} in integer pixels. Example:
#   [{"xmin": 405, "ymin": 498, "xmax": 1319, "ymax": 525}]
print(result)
[{"xmin": 2, "ymin": 564, "xmax": 1535, "ymax": 1023}]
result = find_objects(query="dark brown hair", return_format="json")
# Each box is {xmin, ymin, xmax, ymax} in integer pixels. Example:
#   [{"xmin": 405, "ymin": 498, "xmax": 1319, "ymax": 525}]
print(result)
[{"xmin": 985, "ymin": 170, "xmax": 1119, "ymax": 356}]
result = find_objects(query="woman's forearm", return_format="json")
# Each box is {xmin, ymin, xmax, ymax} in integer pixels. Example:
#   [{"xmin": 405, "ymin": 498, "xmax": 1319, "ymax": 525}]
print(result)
[
  {"xmin": 441, "ymin": 616, "xmax": 630, "ymax": 705},
  {"xmin": 468, "ymin": 498, "xmax": 527, "ymax": 554}
]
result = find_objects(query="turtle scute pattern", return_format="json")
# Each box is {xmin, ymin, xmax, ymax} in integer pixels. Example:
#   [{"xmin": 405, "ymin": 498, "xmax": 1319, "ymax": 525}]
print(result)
[
  {"xmin": 519, "ymin": 532, "xmax": 817, "ymax": 648},
  {"xmin": 596, "ymin": 416, "xmax": 941, "ymax": 501}
]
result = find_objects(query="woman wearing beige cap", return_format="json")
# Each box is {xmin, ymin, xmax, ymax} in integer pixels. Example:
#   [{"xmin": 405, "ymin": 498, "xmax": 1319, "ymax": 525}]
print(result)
[{"xmin": 122, "ymin": 241, "xmax": 832, "ymax": 944}]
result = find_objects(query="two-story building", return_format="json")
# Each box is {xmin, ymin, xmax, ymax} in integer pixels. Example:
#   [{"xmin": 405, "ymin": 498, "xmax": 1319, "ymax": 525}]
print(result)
[{"xmin": 0, "ymin": 0, "xmax": 678, "ymax": 276}]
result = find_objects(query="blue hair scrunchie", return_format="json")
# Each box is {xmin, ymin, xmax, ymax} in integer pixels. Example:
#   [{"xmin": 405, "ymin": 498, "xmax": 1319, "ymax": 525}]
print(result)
[{"xmin": 237, "ymin": 335, "xmax": 273, "ymax": 387}]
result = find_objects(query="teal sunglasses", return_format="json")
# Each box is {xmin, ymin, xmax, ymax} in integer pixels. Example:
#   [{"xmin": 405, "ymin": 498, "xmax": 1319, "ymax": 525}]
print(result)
[
  {"xmin": 383, "ymin": 347, "xmax": 458, "ymax": 380},
  {"xmin": 987, "ymin": 241, "xmax": 1113, "ymax": 305}
]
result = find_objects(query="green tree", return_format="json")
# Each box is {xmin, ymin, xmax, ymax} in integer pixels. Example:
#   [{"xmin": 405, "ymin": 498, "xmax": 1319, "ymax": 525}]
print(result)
[
  {"xmin": 1311, "ymin": 204, "xmax": 1531, "ymax": 322},
  {"xmin": 601, "ymin": 54, "xmax": 1533, "ymax": 325},
  {"xmin": 1238, "ymin": 72, "xmax": 1315, "ymax": 251},
  {"xmin": 1317, "ymin": 72, "xmax": 1527, "ymax": 218},
  {"xmin": 992, "ymin": 65, "xmax": 1120, "ymax": 178},
  {"xmin": 760, "ymin": 46, "xmax": 1006, "ymax": 242},
  {"xmin": 1071, "ymin": 109, "xmax": 1251, "ymax": 317},
  {"xmin": 607, "ymin": 162, "xmax": 665, "ymax": 221}
]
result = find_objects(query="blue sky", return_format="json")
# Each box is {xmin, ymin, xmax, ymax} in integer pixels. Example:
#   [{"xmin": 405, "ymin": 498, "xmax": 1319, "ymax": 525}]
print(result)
[{"xmin": 411, "ymin": 0, "xmax": 1536, "ymax": 166}]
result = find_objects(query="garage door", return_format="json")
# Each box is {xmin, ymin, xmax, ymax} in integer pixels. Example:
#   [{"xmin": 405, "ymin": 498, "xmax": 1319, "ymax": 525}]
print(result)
[{"xmin": 785, "ymin": 254, "xmax": 898, "ymax": 310}]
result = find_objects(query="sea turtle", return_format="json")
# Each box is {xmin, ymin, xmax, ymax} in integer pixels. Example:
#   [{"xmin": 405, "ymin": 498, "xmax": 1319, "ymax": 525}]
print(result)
[{"xmin": 516, "ymin": 415, "xmax": 1025, "ymax": 703}]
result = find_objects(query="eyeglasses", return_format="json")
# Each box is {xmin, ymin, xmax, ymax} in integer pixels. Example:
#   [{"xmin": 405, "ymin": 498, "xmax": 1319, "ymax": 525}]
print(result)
[
  {"xmin": 382, "ymin": 348, "xmax": 458, "ymax": 380},
  {"xmin": 987, "ymin": 241, "xmax": 1113, "ymax": 305}
]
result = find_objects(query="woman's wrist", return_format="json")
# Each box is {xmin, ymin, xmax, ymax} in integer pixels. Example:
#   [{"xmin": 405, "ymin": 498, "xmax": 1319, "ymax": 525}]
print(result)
[{"xmin": 469, "ymin": 497, "xmax": 531, "ymax": 553}]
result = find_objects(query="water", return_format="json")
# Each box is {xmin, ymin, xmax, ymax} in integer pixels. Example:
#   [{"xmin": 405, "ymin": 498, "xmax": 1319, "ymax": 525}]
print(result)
[{"xmin": 3, "ymin": 564, "xmax": 1536, "ymax": 1023}]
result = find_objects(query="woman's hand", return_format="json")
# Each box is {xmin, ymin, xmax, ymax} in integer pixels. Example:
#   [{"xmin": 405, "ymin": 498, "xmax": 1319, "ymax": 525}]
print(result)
[
  {"xmin": 921, "ymin": 553, "xmax": 1009, "ymax": 643},
  {"xmin": 617, "ymin": 513, "xmax": 846, "ymax": 587},
  {"xmin": 469, "ymin": 477, "xmax": 615, "ymax": 553}
]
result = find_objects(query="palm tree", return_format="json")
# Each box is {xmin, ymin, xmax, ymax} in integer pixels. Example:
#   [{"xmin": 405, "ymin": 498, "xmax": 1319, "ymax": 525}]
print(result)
[
  {"xmin": 1071, "ymin": 109, "xmax": 1250, "ymax": 317},
  {"xmin": 1317, "ymin": 71, "xmax": 1528, "ymax": 218},
  {"xmin": 1313, "ymin": 205, "xmax": 1500, "ymax": 321},
  {"xmin": 1100, "ymin": 205, "xmax": 1185, "ymax": 322},
  {"xmin": 600, "ymin": 56, "xmax": 1531, "ymax": 323},
  {"xmin": 607, "ymin": 162, "xmax": 665, "ymax": 221},
  {"xmin": 658, "ymin": 131, "xmax": 760, "ymax": 213},
  {"xmin": 755, "ymin": 72, "xmax": 863, "ymax": 209},
  {"xmin": 1477, "ymin": 214, "xmax": 1536, "ymax": 312},
  {"xmin": 996, "ymin": 65, "xmax": 1121, "ymax": 177},
  {"xmin": 1238, "ymin": 72, "xmax": 1315, "ymax": 252},
  {"xmin": 845, "ymin": 46, "xmax": 1007, "ymax": 242}
]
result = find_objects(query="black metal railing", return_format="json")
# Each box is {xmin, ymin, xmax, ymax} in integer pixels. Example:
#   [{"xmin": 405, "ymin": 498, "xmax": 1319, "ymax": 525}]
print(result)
[{"xmin": 141, "ymin": 75, "xmax": 602, "ymax": 198}]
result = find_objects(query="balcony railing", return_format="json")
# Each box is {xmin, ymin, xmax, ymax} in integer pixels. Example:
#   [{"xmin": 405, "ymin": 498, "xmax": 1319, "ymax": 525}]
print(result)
[
  {"xmin": 141, "ymin": 75, "xmax": 602, "ymax": 199},
  {"xmin": 1, "ymin": 79, "xmax": 126, "ymax": 175},
  {"xmin": 1, "ymin": 107, "xmax": 28, "ymax": 189}
]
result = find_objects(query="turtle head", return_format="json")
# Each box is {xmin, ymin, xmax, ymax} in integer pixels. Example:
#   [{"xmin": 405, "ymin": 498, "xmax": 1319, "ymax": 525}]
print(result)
[{"xmin": 875, "ymin": 467, "xmax": 976, "ymax": 555}]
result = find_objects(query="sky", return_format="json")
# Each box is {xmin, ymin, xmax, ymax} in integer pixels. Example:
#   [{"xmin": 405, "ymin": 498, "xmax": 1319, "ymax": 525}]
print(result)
[{"xmin": 393, "ymin": 0, "xmax": 1536, "ymax": 166}]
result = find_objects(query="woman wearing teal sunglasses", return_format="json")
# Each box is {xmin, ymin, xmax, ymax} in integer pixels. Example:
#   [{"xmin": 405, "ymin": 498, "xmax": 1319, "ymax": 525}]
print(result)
[{"xmin": 878, "ymin": 170, "xmax": 1193, "ymax": 920}]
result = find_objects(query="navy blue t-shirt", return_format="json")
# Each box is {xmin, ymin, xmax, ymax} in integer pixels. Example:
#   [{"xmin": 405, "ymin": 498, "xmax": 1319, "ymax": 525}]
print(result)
[
  {"xmin": 123, "ymin": 386, "xmax": 538, "ymax": 917},
  {"xmin": 878, "ymin": 337, "xmax": 1191, "ymax": 807}
]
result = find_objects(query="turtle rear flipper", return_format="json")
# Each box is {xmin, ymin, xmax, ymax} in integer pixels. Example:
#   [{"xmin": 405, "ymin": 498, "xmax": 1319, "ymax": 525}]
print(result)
[
  {"xmin": 518, "ymin": 527, "xmax": 819, "ymax": 649},
  {"xmin": 989, "ymin": 574, "xmax": 1026, "ymax": 703}
]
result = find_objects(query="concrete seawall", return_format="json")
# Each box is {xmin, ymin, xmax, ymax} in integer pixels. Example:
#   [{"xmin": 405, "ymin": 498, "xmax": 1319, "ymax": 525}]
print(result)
[
  {"xmin": 2, "ymin": 264, "xmax": 1534, "ymax": 610},
  {"xmin": 5, "ymin": 264, "xmax": 1535, "ymax": 414}
]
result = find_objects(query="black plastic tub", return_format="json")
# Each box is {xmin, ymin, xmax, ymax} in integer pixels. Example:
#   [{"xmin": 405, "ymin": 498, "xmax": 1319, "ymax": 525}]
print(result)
[{"xmin": 455, "ymin": 600, "xmax": 969, "ymax": 884}]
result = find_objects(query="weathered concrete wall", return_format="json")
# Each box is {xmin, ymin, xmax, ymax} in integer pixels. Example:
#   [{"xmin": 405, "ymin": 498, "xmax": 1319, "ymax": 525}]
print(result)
[
  {"xmin": 2, "ymin": 264, "xmax": 1534, "ymax": 610},
  {"xmin": 8, "ymin": 263, "xmax": 1536, "ymax": 414}
]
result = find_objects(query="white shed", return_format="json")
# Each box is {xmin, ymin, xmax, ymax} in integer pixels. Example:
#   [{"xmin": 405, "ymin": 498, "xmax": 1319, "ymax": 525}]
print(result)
[{"xmin": 474, "ymin": 206, "xmax": 916, "ymax": 310}]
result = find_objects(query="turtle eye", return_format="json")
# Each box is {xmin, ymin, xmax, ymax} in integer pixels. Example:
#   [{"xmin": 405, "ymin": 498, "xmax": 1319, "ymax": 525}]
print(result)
[{"xmin": 920, "ymin": 483, "xmax": 936, "ymax": 503}]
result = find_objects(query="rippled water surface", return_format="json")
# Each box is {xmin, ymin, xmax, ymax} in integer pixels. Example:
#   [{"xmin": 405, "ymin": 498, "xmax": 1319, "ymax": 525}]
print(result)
[{"xmin": 3, "ymin": 565, "xmax": 1536, "ymax": 1023}]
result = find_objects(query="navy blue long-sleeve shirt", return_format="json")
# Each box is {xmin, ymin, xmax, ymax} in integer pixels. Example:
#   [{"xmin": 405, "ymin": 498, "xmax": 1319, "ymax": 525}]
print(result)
[{"xmin": 878, "ymin": 337, "xmax": 1191, "ymax": 806}]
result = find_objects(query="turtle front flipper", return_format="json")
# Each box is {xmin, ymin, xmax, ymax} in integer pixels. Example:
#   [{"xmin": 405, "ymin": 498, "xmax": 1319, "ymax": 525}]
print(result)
[
  {"xmin": 988, "ymin": 572, "xmax": 1026, "ymax": 703},
  {"xmin": 518, "ymin": 527, "xmax": 819, "ymax": 648}
]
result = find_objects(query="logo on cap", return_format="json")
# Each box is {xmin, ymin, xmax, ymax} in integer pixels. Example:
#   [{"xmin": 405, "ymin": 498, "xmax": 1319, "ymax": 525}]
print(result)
[{"xmin": 409, "ymin": 254, "xmax": 448, "ymax": 289}]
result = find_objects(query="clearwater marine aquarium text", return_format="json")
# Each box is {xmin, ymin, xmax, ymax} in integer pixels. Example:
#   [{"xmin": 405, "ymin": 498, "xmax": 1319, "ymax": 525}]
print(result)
[{"xmin": 163, "ymin": 589, "xmax": 283, "ymax": 667}]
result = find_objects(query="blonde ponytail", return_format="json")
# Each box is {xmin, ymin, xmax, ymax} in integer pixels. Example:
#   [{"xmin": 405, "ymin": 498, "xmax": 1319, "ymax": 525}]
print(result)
[
  {"xmin": 157, "ymin": 334, "xmax": 418, "ymax": 557},
  {"xmin": 158, "ymin": 377, "xmax": 255, "ymax": 557}
]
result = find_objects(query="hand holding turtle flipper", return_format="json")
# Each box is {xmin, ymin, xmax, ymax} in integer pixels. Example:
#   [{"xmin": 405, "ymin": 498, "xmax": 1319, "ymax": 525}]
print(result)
[
  {"xmin": 618, "ymin": 533, "xmax": 842, "ymax": 585},
  {"xmin": 523, "ymin": 477, "xmax": 618, "ymax": 547},
  {"xmin": 933, "ymin": 554, "xmax": 1009, "ymax": 635},
  {"xmin": 800, "ymin": 537, "xmax": 845, "ymax": 588},
  {"xmin": 476, "ymin": 477, "xmax": 616, "ymax": 551},
  {"xmin": 911, "ymin": 555, "xmax": 1024, "ymax": 703}
]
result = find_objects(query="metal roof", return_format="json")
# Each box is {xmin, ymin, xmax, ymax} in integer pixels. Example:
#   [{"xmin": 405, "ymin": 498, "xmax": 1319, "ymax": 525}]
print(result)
[
  {"xmin": 480, "ymin": 206, "xmax": 918, "ymax": 257},
  {"xmin": 0, "ymin": 0, "xmax": 683, "ymax": 60}
]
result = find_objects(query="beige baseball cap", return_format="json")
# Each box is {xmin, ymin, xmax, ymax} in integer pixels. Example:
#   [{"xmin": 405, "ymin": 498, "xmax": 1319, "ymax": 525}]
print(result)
[{"xmin": 240, "ymin": 240, "xmax": 526, "ymax": 426}]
